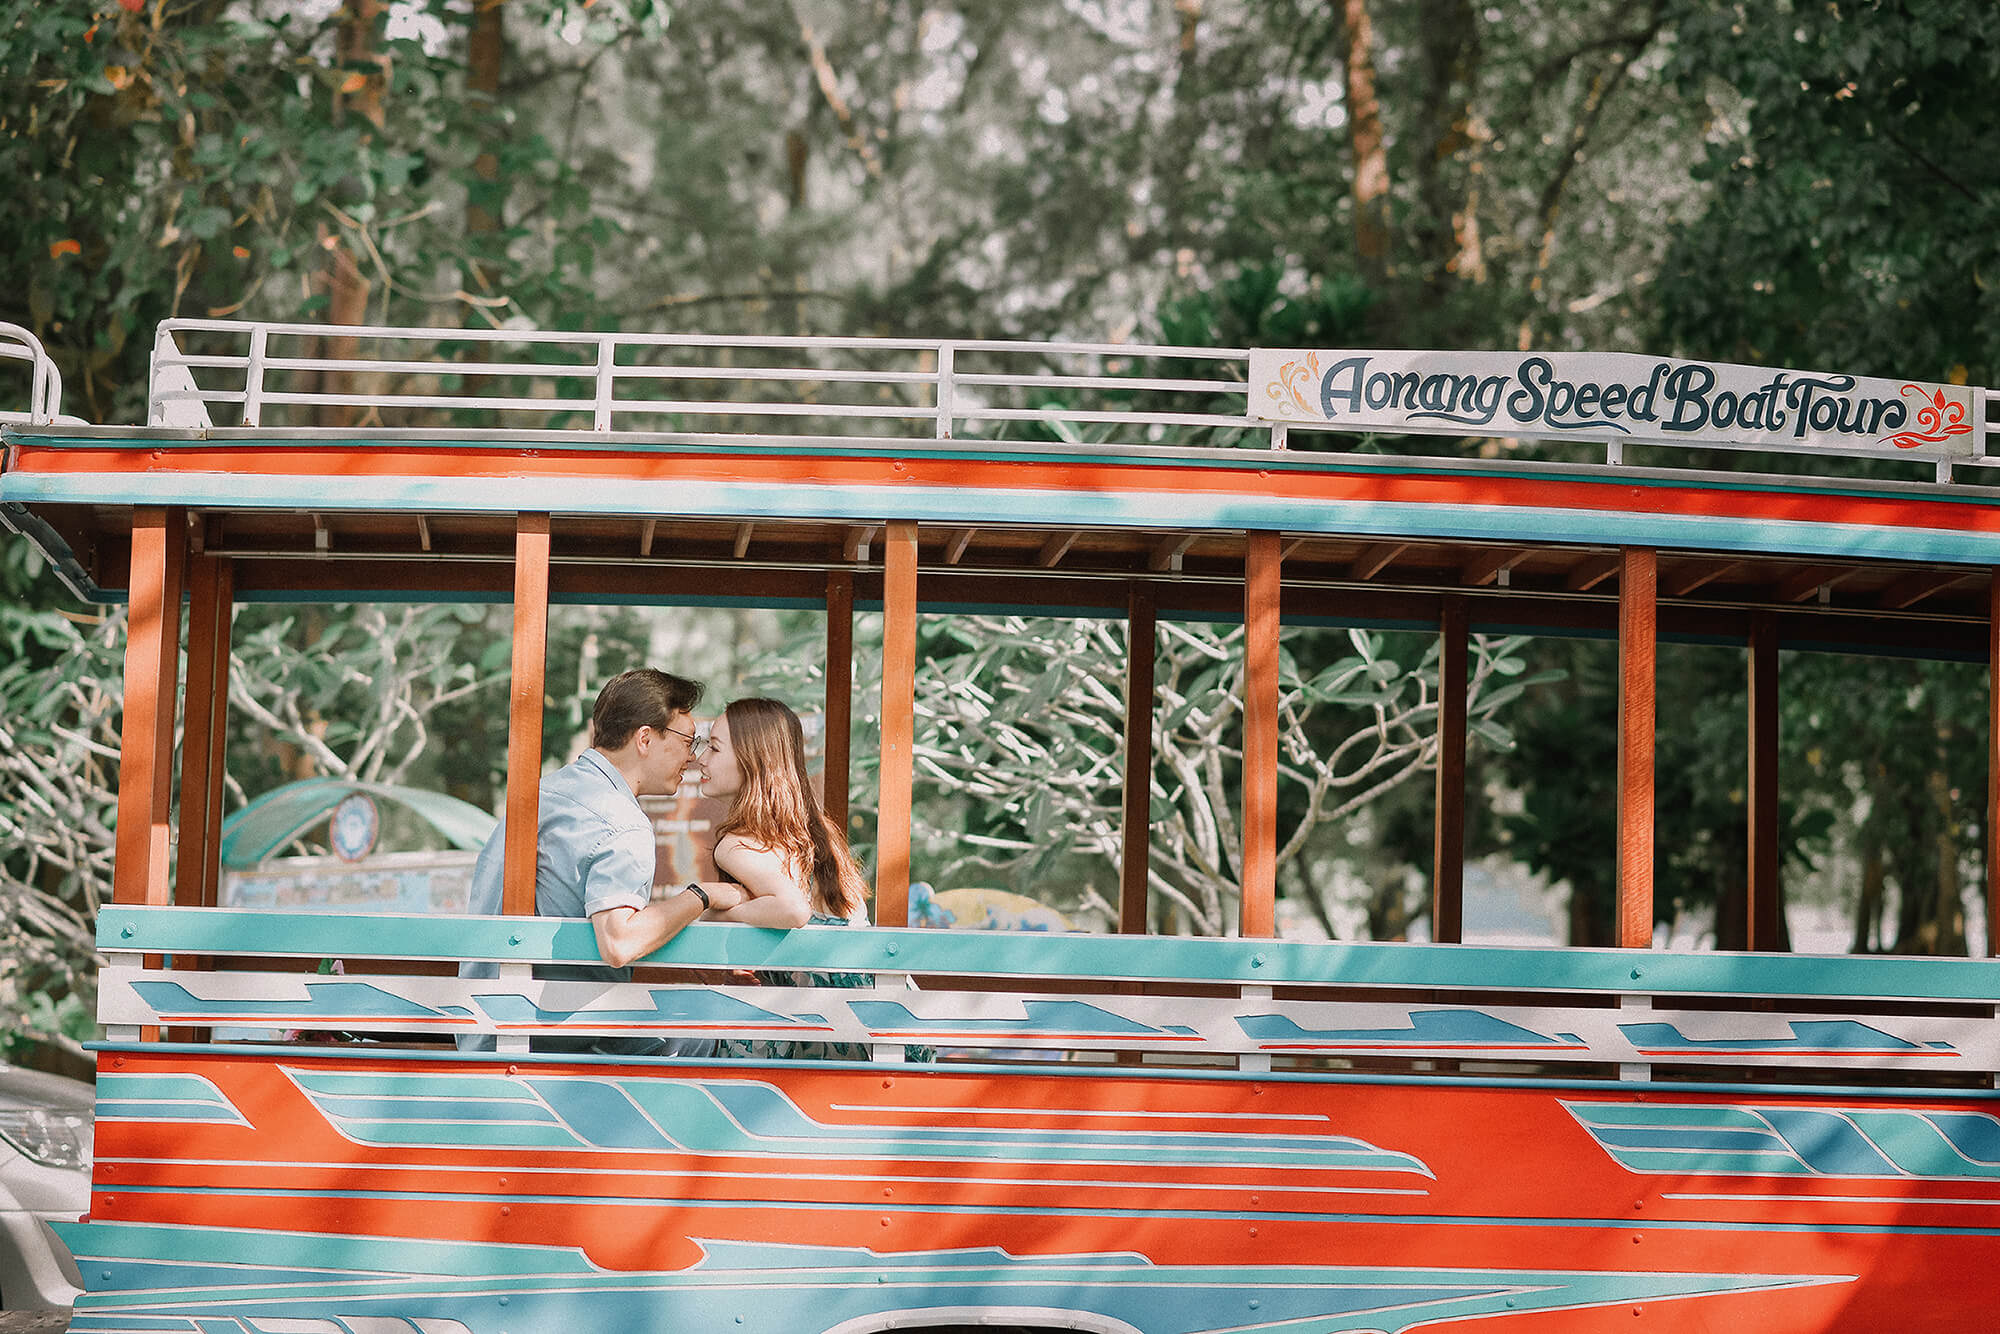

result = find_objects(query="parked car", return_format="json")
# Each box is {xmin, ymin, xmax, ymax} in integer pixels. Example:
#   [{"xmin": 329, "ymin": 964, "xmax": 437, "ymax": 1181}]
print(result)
[{"xmin": 0, "ymin": 1063, "xmax": 89, "ymax": 1310}]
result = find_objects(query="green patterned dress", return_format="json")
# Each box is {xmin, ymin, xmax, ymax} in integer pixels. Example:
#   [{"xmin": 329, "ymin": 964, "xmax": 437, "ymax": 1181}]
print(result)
[{"xmin": 719, "ymin": 913, "xmax": 932, "ymax": 1063}]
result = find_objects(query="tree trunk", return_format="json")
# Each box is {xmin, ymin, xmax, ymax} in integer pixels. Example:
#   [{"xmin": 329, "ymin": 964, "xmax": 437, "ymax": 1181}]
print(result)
[
  {"xmin": 464, "ymin": 0, "xmax": 505, "ymax": 291},
  {"xmin": 1408, "ymin": 0, "xmax": 1480, "ymax": 300},
  {"xmin": 1342, "ymin": 0, "xmax": 1390, "ymax": 287},
  {"xmin": 321, "ymin": 0, "xmax": 386, "ymax": 427}
]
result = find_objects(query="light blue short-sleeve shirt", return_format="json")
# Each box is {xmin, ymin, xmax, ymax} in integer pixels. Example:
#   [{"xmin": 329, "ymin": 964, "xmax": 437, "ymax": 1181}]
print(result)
[
  {"xmin": 465, "ymin": 747, "xmax": 656, "ymax": 936},
  {"xmin": 459, "ymin": 749, "xmax": 714, "ymax": 1056}
]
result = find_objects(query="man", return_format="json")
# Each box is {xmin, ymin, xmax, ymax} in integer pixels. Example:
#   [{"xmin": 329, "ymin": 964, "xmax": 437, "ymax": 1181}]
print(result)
[{"xmin": 459, "ymin": 668, "xmax": 743, "ymax": 1054}]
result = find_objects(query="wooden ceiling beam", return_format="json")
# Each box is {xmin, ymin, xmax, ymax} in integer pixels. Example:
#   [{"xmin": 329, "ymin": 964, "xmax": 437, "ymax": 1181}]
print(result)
[
  {"xmin": 1564, "ymin": 553, "xmax": 1621, "ymax": 592},
  {"xmin": 1878, "ymin": 568, "xmax": 1975, "ymax": 610},
  {"xmin": 1661, "ymin": 559, "xmax": 1738, "ymax": 598},
  {"xmin": 1777, "ymin": 565, "xmax": 1858, "ymax": 603},
  {"xmin": 639, "ymin": 518, "xmax": 656, "ymax": 557},
  {"xmin": 944, "ymin": 528, "xmax": 975, "ymax": 565},
  {"xmin": 1038, "ymin": 530, "xmax": 1079, "ymax": 568},
  {"xmin": 416, "ymin": 514, "xmax": 432, "ymax": 553},
  {"xmin": 842, "ymin": 524, "xmax": 880, "ymax": 562},
  {"xmin": 733, "ymin": 523, "xmax": 754, "ymax": 559},
  {"xmin": 1150, "ymin": 533, "xmax": 1197, "ymax": 572},
  {"xmin": 1462, "ymin": 547, "xmax": 1530, "ymax": 587},
  {"xmin": 1350, "ymin": 542, "xmax": 1409, "ymax": 581}
]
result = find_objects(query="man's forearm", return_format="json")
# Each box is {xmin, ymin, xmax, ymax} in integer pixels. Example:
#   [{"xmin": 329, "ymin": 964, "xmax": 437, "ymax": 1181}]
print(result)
[{"xmin": 592, "ymin": 889, "xmax": 707, "ymax": 968}]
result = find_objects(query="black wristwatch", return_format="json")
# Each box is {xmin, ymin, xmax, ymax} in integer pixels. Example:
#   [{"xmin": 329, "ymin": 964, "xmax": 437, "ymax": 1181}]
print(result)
[{"xmin": 683, "ymin": 881, "xmax": 711, "ymax": 910}]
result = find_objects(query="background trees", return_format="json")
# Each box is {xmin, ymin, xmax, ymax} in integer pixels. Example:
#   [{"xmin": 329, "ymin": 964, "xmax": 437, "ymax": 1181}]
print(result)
[{"xmin": 3, "ymin": 0, "xmax": 1997, "ymax": 1054}]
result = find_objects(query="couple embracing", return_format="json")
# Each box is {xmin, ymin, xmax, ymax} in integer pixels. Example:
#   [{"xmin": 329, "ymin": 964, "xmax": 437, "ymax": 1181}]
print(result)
[{"xmin": 461, "ymin": 669, "xmax": 865, "ymax": 1057}]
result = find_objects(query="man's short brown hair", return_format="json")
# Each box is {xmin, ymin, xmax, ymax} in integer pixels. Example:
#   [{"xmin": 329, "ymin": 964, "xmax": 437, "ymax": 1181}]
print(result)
[{"xmin": 590, "ymin": 669, "xmax": 703, "ymax": 750}]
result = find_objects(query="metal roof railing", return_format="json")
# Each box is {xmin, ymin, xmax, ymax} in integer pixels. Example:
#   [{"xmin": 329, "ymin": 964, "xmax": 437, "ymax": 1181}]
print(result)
[
  {"xmin": 0, "ymin": 322, "xmax": 77, "ymax": 426},
  {"xmin": 128, "ymin": 319, "xmax": 2000, "ymax": 486},
  {"xmin": 146, "ymin": 318, "xmax": 1259, "ymax": 447}
]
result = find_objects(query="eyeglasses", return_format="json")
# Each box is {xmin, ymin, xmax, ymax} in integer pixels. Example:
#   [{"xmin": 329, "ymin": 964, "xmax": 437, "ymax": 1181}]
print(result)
[{"xmin": 661, "ymin": 724, "xmax": 708, "ymax": 756}]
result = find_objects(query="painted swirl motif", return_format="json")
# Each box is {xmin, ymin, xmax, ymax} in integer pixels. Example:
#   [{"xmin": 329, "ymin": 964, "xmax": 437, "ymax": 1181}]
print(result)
[
  {"xmin": 1268, "ymin": 352, "xmax": 1323, "ymax": 418},
  {"xmin": 1880, "ymin": 384, "xmax": 1972, "ymax": 449}
]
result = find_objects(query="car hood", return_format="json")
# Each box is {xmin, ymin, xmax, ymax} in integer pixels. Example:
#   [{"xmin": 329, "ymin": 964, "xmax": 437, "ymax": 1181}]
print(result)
[{"xmin": 0, "ymin": 1064, "xmax": 93, "ymax": 1115}]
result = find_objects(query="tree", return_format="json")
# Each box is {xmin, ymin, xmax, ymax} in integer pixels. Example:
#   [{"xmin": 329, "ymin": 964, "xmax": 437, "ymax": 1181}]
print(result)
[
  {"xmin": 2, "ymin": 0, "xmax": 620, "ymax": 423},
  {"xmin": 0, "ymin": 535, "xmax": 122, "ymax": 1062},
  {"xmin": 909, "ymin": 615, "xmax": 1551, "ymax": 936},
  {"xmin": 1657, "ymin": 0, "xmax": 2000, "ymax": 383}
]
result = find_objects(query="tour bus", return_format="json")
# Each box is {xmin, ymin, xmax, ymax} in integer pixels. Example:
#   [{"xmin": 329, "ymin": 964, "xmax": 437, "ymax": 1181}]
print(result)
[{"xmin": 2, "ymin": 318, "xmax": 1998, "ymax": 1333}]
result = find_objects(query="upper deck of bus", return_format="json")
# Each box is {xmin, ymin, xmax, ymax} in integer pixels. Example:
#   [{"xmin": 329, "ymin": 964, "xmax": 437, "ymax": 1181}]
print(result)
[{"xmin": 3, "ymin": 319, "xmax": 1998, "ymax": 656}]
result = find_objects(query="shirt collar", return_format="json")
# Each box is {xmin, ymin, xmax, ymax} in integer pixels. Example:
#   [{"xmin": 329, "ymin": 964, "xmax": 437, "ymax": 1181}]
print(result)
[{"xmin": 578, "ymin": 747, "xmax": 639, "ymax": 807}]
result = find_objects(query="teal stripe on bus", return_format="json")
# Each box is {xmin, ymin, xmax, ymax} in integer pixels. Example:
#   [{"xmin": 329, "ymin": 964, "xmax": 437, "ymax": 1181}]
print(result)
[
  {"xmin": 98, "ymin": 906, "xmax": 2000, "ymax": 1002},
  {"xmin": 9, "ymin": 470, "xmax": 2000, "ymax": 567}
]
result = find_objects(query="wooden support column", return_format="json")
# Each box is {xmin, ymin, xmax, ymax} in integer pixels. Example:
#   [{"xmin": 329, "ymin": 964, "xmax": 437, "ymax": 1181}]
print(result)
[
  {"xmin": 1989, "ymin": 575, "xmax": 2000, "ymax": 958},
  {"xmin": 1747, "ymin": 611, "xmax": 1782, "ymax": 951},
  {"xmin": 823, "ymin": 570, "xmax": 854, "ymax": 837},
  {"xmin": 113, "ymin": 508, "xmax": 186, "ymax": 909},
  {"xmin": 1241, "ymin": 532, "xmax": 1281, "ymax": 937},
  {"xmin": 175, "ymin": 553, "xmax": 233, "ymax": 909},
  {"xmin": 502, "ymin": 514, "xmax": 551, "ymax": 916},
  {"xmin": 1118, "ymin": 583, "xmax": 1157, "ymax": 934},
  {"xmin": 876, "ymin": 522, "xmax": 919, "ymax": 926},
  {"xmin": 1432, "ymin": 597, "xmax": 1468, "ymax": 943},
  {"xmin": 1616, "ymin": 547, "xmax": 1657, "ymax": 948}
]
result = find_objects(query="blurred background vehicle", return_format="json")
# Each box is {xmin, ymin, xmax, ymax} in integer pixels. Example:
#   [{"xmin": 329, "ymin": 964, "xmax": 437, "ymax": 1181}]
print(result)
[{"xmin": 0, "ymin": 1065, "xmax": 89, "ymax": 1310}]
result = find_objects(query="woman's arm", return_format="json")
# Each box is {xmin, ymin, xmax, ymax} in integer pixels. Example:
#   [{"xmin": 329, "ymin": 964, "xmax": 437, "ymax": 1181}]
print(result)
[{"xmin": 706, "ymin": 835, "xmax": 813, "ymax": 928}]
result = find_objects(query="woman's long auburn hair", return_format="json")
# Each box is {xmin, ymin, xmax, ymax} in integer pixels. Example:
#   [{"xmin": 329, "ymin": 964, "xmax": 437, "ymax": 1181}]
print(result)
[{"xmin": 710, "ymin": 697, "xmax": 867, "ymax": 919}]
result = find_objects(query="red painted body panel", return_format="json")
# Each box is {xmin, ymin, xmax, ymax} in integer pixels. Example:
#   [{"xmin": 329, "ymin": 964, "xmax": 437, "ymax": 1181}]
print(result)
[{"xmin": 85, "ymin": 1049, "xmax": 2000, "ymax": 1332}]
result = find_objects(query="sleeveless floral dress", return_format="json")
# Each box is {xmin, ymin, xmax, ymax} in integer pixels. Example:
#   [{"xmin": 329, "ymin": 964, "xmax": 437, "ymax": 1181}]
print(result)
[{"xmin": 718, "ymin": 912, "xmax": 877, "ymax": 1062}]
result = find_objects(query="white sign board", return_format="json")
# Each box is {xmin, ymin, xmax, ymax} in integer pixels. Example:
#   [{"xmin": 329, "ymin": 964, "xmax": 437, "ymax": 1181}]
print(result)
[{"xmin": 1248, "ymin": 349, "xmax": 1979, "ymax": 458}]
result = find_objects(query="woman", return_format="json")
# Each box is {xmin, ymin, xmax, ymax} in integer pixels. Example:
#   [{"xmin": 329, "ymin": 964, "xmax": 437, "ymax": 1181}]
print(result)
[
  {"xmin": 695, "ymin": 697, "xmax": 873, "ymax": 1060},
  {"xmin": 695, "ymin": 697, "xmax": 867, "ymax": 929}
]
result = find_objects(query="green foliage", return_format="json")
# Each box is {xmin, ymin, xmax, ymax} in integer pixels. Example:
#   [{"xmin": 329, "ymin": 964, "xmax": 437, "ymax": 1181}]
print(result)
[
  {"xmin": 909, "ymin": 615, "xmax": 1555, "ymax": 935},
  {"xmin": 1658, "ymin": 0, "xmax": 2000, "ymax": 381},
  {"xmin": 2, "ymin": 0, "xmax": 615, "ymax": 423},
  {"xmin": 0, "ymin": 580, "xmax": 122, "ymax": 1060}
]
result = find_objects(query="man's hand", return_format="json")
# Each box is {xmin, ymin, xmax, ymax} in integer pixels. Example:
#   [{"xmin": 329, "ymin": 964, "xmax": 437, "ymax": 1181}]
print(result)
[
  {"xmin": 699, "ymin": 879, "xmax": 746, "ymax": 913},
  {"xmin": 590, "ymin": 883, "xmax": 718, "ymax": 969}
]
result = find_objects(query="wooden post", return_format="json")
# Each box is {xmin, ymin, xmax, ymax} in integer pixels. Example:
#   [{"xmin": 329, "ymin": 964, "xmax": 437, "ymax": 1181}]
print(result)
[
  {"xmin": 1241, "ymin": 532, "xmax": 1281, "ymax": 937},
  {"xmin": 175, "ymin": 553, "xmax": 233, "ymax": 909},
  {"xmin": 1616, "ymin": 547, "xmax": 1657, "ymax": 949},
  {"xmin": 1989, "ymin": 575, "xmax": 2000, "ymax": 958},
  {"xmin": 113, "ymin": 508, "xmax": 185, "ymax": 909},
  {"xmin": 876, "ymin": 521, "xmax": 919, "ymax": 926},
  {"xmin": 1747, "ymin": 611, "xmax": 1782, "ymax": 951},
  {"xmin": 1432, "ymin": 597, "xmax": 1468, "ymax": 943},
  {"xmin": 824, "ymin": 570, "xmax": 854, "ymax": 837},
  {"xmin": 503, "ymin": 514, "xmax": 551, "ymax": 916},
  {"xmin": 1118, "ymin": 583, "xmax": 1157, "ymax": 934}
]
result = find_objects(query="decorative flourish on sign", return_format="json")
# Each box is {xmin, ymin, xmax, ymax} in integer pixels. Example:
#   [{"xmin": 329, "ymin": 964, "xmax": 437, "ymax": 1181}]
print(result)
[
  {"xmin": 1880, "ymin": 384, "xmax": 1972, "ymax": 450},
  {"xmin": 1269, "ymin": 352, "xmax": 1323, "ymax": 417}
]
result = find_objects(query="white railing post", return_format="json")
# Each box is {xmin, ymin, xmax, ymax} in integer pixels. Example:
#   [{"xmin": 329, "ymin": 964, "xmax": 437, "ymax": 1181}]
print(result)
[
  {"xmin": 242, "ymin": 325, "xmax": 269, "ymax": 427},
  {"xmin": 1976, "ymin": 386, "xmax": 1990, "ymax": 465},
  {"xmin": 147, "ymin": 324, "xmax": 173, "ymax": 427},
  {"xmin": 935, "ymin": 342, "xmax": 955, "ymax": 439},
  {"xmin": 594, "ymin": 336, "xmax": 616, "ymax": 432}
]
